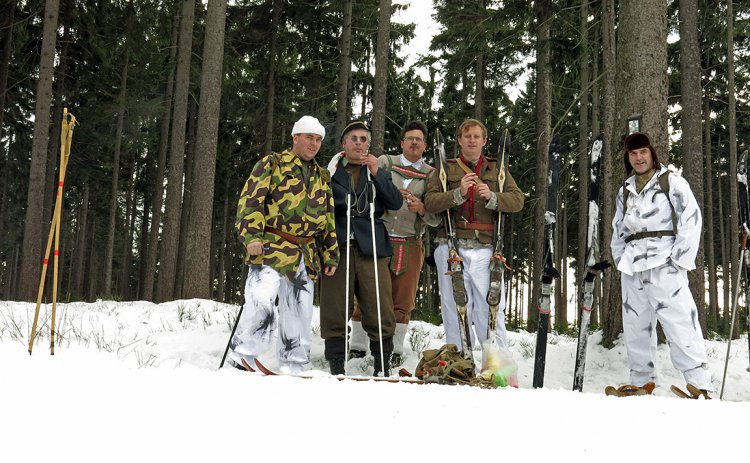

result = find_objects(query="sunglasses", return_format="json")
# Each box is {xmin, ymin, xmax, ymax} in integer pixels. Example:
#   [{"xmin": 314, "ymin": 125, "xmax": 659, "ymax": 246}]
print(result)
[
  {"xmin": 349, "ymin": 135, "xmax": 368, "ymax": 143},
  {"xmin": 403, "ymin": 136, "xmax": 425, "ymax": 143}
]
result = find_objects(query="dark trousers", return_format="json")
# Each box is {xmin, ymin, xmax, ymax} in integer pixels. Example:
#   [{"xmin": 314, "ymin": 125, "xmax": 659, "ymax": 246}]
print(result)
[{"xmin": 320, "ymin": 243, "xmax": 395, "ymax": 343}]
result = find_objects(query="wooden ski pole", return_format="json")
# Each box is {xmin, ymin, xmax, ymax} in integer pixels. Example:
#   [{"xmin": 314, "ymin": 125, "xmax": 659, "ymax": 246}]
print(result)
[{"xmin": 28, "ymin": 108, "xmax": 76, "ymax": 355}]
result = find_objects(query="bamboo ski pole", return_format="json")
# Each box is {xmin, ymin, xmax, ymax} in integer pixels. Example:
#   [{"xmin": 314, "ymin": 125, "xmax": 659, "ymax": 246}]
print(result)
[{"xmin": 28, "ymin": 108, "xmax": 76, "ymax": 355}]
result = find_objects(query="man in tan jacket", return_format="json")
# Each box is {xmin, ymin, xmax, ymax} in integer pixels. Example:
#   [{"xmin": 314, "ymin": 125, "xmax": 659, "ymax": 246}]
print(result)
[
  {"xmin": 424, "ymin": 119, "xmax": 524, "ymax": 352},
  {"xmin": 349, "ymin": 121, "xmax": 441, "ymax": 366}
]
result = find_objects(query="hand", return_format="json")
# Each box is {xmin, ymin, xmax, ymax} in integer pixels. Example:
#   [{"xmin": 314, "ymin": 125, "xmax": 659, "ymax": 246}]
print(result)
[
  {"xmin": 360, "ymin": 153, "xmax": 379, "ymax": 176},
  {"xmin": 246, "ymin": 241, "xmax": 264, "ymax": 256},
  {"xmin": 474, "ymin": 183, "xmax": 493, "ymax": 200},
  {"xmin": 405, "ymin": 192, "xmax": 426, "ymax": 216},
  {"xmin": 459, "ymin": 173, "xmax": 479, "ymax": 197},
  {"xmin": 323, "ymin": 265, "xmax": 337, "ymax": 276}
]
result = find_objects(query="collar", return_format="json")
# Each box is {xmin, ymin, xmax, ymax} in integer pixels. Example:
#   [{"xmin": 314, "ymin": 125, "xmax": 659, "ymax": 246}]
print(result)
[{"xmin": 399, "ymin": 153, "xmax": 423, "ymax": 170}]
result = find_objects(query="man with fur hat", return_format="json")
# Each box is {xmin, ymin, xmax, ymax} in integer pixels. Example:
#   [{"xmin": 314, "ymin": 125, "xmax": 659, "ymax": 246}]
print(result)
[
  {"xmin": 320, "ymin": 120, "xmax": 403, "ymax": 377},
  {"xmin": 229, "ymin": 115, "xmax": 339, "ymax": 374},
  {"xmin": 610, "ymin": 131, "xmax": 713, "ymax": 395}
]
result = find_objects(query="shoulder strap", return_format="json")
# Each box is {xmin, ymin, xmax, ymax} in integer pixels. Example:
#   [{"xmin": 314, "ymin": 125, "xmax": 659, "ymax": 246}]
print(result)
[
  {"xmin": 622, "ymin": 170, "xmax": 674, "ymax": 228},
  {"xmin": 659, "ymin": 171, "xmax": 677, "ymax": 233}
]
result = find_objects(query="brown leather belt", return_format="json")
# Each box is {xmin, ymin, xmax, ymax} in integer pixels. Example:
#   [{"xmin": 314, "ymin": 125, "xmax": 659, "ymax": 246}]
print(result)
[
  {"xmin": 456, "ymin": 221, "xmax": 494, "ymax": 231},
  {"xmin": 266, "ymin": 227, "xmax": 315, "ymax": 245}
]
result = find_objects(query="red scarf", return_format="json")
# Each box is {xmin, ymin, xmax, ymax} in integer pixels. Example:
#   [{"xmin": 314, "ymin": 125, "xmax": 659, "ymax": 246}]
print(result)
[{"xmin": 459, "ymin": 154, "xmax": 483, "ymax": 222}]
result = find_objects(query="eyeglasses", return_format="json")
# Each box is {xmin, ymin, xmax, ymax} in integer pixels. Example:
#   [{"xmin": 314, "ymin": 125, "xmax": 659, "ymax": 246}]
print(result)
[
  {"xmin": 404, "ymin": 136, "xmax": 425, "ymax": 143},
  {"xmin": 349, "ymin": 135, "xmax": 368, "ymax": 143}
]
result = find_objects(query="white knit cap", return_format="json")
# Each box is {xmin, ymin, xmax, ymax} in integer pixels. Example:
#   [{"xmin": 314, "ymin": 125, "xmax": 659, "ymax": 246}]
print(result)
[{"xmin": 292, "ymin": 115, "xmax": 325, "ymax": 139}]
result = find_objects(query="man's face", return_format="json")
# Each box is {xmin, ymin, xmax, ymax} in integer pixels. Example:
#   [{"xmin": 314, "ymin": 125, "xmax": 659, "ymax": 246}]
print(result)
[
  {"xmin": 292, "ymin": 133, "xmax": 323, "ymax": 161},
  {"xmin": 342, "ymin": 129, "xmax": 370, "ymax": 163},
  {"xmin": 628, "ymin": 147, "xmax": 654, "ymax": 175},
  {"xmin": 457, "ymin": 125, "xmax": 487, "ymax": 161},
  {"xmin": 401, "ymin": 129, "xmax": 426, "ymax": 163}
]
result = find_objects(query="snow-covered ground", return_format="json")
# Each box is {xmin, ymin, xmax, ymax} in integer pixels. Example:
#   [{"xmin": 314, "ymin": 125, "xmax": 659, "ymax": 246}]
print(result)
[{"xmin": 2, "ymin": 299, "xmax": 748, "ymax": 462}]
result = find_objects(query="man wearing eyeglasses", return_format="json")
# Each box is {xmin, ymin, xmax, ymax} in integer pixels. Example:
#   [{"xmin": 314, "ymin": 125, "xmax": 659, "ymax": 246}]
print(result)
[
  {"xmin": 424, "ymin": 118, "xmax": 524, "ymax": 353},
  {"xmin": 348, "ymin": 121, "xmax": 441, "ymax": 367},
  {"xmin": 320, "ymin": 120, "xmax": 403, "ymax": 376}
]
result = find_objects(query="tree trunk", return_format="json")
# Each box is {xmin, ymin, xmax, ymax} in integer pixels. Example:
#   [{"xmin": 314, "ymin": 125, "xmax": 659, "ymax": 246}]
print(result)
[
  {"xmin": 104, "ymin": 48, "xmax": 130, "ymax": 297},
  {"xmin": 529, "ymin": 0, "xmax": 551, "ymax": 331},
  {"xmin": 726, "ymin": 0, "xmax": 739, "ymax": 339},
  {"xmin": 157, "ymin": 0, "xmax": 195, "ymax": 302},
  {"xmin": 143, "ymin": 14, "xmax": 179, "ymax": 301},
  {"xmin": 599, "ymin": 0, "xmax": 618, "ymax": 347},
  {"xmin": 263, "ymin": 0, "xmax": 283, "ymax": 155},
  {"xmin": 335, "ymin": 0, "xmax": 353, "ymax": 137},
  {"xmin": 19, "ymin": 0, "xmax": 60, "ymax": 301},
  {"xmin": 679, "ymin": 0, "xmax": 705, "ymax": 333},
  {"xmin": 175, "ymin": 93, "xmax": 198, "ymax": 299},
  {"xmin": 474, "ymin": 51, "xmax": 484, "ymax": 121},
  {"xmin": 717, "ymin": 162, "xmax": 729, "ymax": 331},
  {"xmin": 704, "ymin": 97, "xmax": 718, "ymax": 327},
  {"xmin": 120, "ymin": 159, "xmax": 137, "ymax": 299},
  {"xmin": 73, "ymin": 183, "xmax": 89, "ymax": 298},
  {"xmin": 183, "ymin": 0, "xmax": 227, "ymax": 299},
  {"xmin": 575, "ymin": 0, "xmax": 590, "ymax": 327},
  {"xmin": 608, "ymin": 0, "xmax": 669, "ymax": 346},
  {"xmin": 370, "ymin": 0, "xmax": 391, "ymax": 155}
]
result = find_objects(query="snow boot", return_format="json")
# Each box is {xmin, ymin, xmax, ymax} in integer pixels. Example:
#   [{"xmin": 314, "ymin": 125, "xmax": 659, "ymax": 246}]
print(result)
[
  {"xmin": 325, "ymin": 338, "xmax": 346, "ymax": 375},
  {"xmin": 390, "ymin": 323, "xmax": 408, "ymax": 367},
  {"xmin": 348, "ymin": 320, "xmax": 369, "ymax": 360},
  {"xmin": 371, "ymin": 337, "xmax": 394, "ymax": 377},
  {"xmin": 329, "ymin": 357, "xmax": 345, "ymax": 375}
]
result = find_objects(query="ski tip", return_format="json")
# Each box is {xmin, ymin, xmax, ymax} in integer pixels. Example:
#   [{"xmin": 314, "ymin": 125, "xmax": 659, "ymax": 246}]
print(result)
[{"xmin": 239, "ymin": 358, "xmax": 256, "ymax": 373}]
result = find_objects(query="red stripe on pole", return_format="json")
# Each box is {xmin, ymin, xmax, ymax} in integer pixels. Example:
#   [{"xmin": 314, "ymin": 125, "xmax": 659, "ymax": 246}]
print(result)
[
  {"xmin": 43, "ymin": 259, "xmax": 49, "ymax": 265},
  {"xmin": 59, "ymin": 181, "xmax": 63, "ymax": 187},
  {"xmin": 54, "ymin": 250, "xmax": 59, "ymax": 256}
]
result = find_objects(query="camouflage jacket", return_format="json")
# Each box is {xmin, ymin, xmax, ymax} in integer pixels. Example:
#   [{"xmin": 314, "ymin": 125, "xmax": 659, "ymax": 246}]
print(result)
[{"xmin": 236, "ymin": 149, "xmax": 339, "ymax": 280}]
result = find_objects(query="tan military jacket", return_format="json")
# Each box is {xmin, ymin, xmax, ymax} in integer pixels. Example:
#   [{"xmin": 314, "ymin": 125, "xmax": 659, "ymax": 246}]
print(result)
[{"xmin": 424, "ymin": 156, "xmax": 524, "ymax": 244}]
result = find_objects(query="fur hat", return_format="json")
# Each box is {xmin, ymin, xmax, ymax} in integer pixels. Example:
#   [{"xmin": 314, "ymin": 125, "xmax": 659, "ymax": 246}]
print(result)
[
  {"xmin": 340, "ymin": 120, "xmax": 370, "ymax": 143},
  {"xmin": 623, "ymin": 132, "xmax": 658, "ymax": 176}
]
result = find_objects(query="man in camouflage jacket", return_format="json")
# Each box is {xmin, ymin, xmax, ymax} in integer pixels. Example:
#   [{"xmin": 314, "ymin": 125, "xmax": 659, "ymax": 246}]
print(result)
[
  {"xmin": 424, "ymin": 119, "xmax": 524, "ymax": 351},
  {"xmin": 228, "ymin": 115, "xmax": 338, "ymax": 374}
]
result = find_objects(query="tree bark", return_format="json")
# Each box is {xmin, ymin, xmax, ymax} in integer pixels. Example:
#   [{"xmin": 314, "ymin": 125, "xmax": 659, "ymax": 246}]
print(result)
[
  {"xmin": 142, "ymin": 14, "xmax": 179, "ymax": 301},
  {"xmin": 726, "ymin": 0, "xmax": 738, "ymax": 339},
  {"xmin": 529, "ymin": 0, "xmax": 551, "ymax": 331},
  {"xmin": 104, "ymin": 47, "xmax": 130, "ymax": 296},
  {"xmin": 18, "ymin": 0, "xmax": 60, "ymax": 301},
  {"xmin": 703, "ymin": 97, "xmax": 718, "ymax": 327},
  {"xmin": 575, "ymin": 0, "xmax": 590, "ymax": 327},
  {"xmin": 599, "ymin": 0, "xmax": 617, "ymax": 346},
  {"xmin": 679, "ymin": 0, "xmax": 705, "ymax": 333},
  {"xmin": 157, "ymin": 0, "xmax": 195, "ymax": 302},
  {"xmin": 335, "ymin": 0, "xmax": 353, "ymax": 137},
  {"xmin": 263, "ymin": 0, "xmax": 283, "ymax": 155},
  {"xmin": 370, "ymin": 0, "xmax": 391, "ymax": 155},
  {"xmin": 183, "ymin": 0, "xmax": 227, "ymax": 299}
]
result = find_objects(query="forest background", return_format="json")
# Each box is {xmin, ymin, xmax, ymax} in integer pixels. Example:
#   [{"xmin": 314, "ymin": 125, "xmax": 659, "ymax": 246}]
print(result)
[{"xmin": 0, "ymin": 0, "xmax": 748, "ymax": 347}]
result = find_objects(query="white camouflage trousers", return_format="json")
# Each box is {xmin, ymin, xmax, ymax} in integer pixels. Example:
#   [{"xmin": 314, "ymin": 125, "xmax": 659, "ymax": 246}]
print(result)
[
  {"xmin": 621, "ymin": 261, "xmax": 713, "ymax": 390},
  {"xmin": 434, "ymin": 243, "xmax": 508, "ymax": 349},
  {"xmin": 229, "ymin": 258, "xmax": 314, "ymax": 374}
]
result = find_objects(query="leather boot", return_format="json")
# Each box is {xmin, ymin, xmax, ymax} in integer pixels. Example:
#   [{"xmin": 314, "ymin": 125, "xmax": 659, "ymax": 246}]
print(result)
[{"xmin": 371, "ymin": 337, "xmax": 394, "ymax": 377}]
